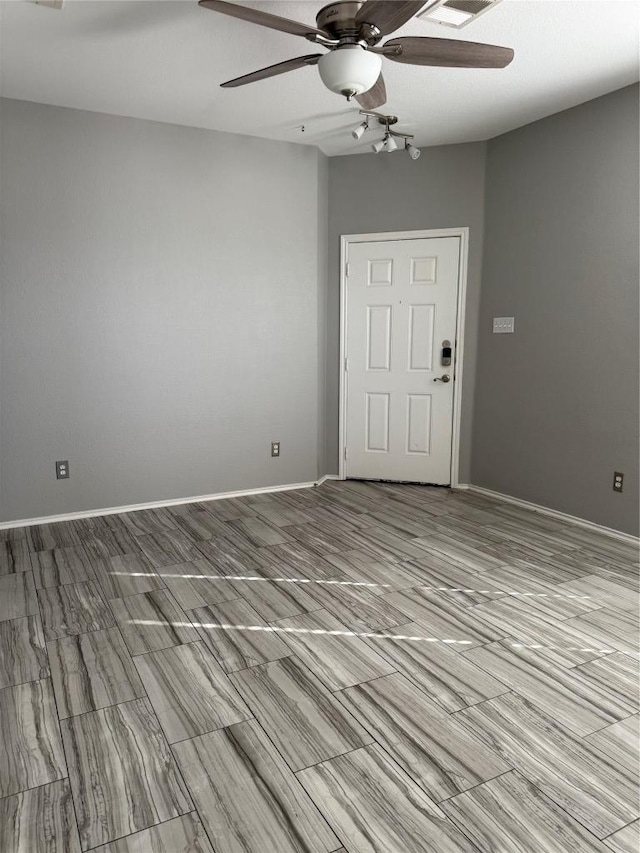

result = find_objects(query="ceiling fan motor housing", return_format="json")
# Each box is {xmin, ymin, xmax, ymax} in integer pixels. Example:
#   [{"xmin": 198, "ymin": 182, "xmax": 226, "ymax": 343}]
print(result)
[
  {"xmin": 318, "ymin": 46, "xmax": 382, "ymax": 97},
  {"xmin": 316, "ymin": 2, "xmax": 367, "ymax": 37}
]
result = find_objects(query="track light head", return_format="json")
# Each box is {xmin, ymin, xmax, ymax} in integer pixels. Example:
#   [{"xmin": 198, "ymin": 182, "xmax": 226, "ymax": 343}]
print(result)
[
  {"xmin": 352, "ymin": 120, "xmax": 368, "ymax": 140},
  {"xmin": 385, "ymin": 134, "xmax": 399, "ymax": 152},
  {"xmin": 406, "ymin": 142, "xmax": 421, "ymax": 160},
  {"xmin": 371, "ymin": 138, "xmax": 386, "ymax": 154}
]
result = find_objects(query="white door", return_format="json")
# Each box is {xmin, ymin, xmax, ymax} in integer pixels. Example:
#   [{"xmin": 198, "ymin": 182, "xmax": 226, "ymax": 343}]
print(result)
[{"xmin": 344, "ymin": 236, "xmax": 460, "ymax": 484}]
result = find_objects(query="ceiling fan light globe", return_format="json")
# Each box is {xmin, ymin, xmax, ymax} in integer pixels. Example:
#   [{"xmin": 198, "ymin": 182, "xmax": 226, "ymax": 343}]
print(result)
[{"xmin": 318, "ymin": 46, "xmax": 382, "ymax": 97}]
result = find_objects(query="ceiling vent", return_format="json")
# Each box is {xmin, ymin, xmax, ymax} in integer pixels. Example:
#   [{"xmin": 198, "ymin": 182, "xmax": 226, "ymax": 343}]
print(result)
[{"xmin": 418, "ymin": 0, "xmax": 502, "ymax": 29}]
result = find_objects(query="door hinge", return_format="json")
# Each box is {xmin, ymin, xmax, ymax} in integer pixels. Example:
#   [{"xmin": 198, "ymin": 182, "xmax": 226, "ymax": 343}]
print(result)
[
  {"xmin": 344, "ymin": 357, "xmax": 349, "ymax": 372},
  {"xmin": 344, "ymin": 446, "xmax": 348, "ymax": 460},
  {"xmin": 345, "ymin": 262, "xmax": 350, "ymax": 277}
]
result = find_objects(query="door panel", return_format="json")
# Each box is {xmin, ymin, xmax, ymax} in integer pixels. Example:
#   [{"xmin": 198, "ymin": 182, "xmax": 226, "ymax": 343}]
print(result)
[{"xmin": 345, "ymin": 236, "xmax": 460, "ymax": 484}]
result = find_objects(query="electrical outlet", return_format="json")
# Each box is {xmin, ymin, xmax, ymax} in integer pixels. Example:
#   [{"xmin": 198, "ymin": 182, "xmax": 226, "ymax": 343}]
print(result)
[
  {"xmin": 493, "ymin": 316, "xmax": 515, "ymax": 334},
  {"xmin": 56, "ymin": 460, "xmax": 70, "ymax": 480},
  {"xmin": 271, "ymin": 441, "xmax": 280, "ymax": 458},
  {"xmin": 613, "ymin": 471, "xmax": 624, "ymax": 492}
]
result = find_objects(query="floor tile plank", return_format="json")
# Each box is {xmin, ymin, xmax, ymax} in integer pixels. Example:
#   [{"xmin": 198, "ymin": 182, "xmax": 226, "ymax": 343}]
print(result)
[
  {"xmin": 297, "ymin": 743, "xmax": 476, "ymax": 852},
  {"xmin": 61, "ymin": 697, "xmax": 193, "ymax": 850},
  {"xmin": 576, "ymin": 655, "xmax": 640, "ymax": 713},
  {"xmin": 231, "ymin": 656, "xmax": 372, "ymax": 771},
  {"xmin": 0, "ymin": 615, "xmax": 49, "ymax": 688},
  {"xmin": 38, "ymin": 581, "xmax": 115, "ymax": 641},
  {"xmin": 462, "ymin": 641, "xmax": 635, "ymax": 736},
  {"xmin": 441, "ymin": 770, "xmax": 608, "ymax": 852},
  {"xmin": 194, "ymin": 537, "xmax": 265, "ymax": 576},
  {"xmin": 383, "ymin": 588, "xmax": 505, "ymax": 649},
  {"xmin": 0, "ymin": 779, "xmax": 81, "ymax": 853},
  {"xmin": 558, "ymin": 576, "xmax": 640, "ymax": 613},
  {"xmin": 605, "ymin": 820, "xmax": 640, "ymax": 853},
  {"xmin": 274, "ymin": 610, "xmax": 396, "ymax": 691},
  {"xmin": 119, "ymin": 508, "xmax": 179, "ymax": 537},
  {"xmin": 226, "ymin": 574, "xmax": 320, "ymax": 622},
  {"xmin": 0, "ymin": 572, "xmax": 38, "ymax": 623},
  {"xmin": 565, "ymin": 609, "xmax": 639, "ymax": 655},
  {"xmin": 254, "ymin": 541, "xmax": 341, "ymax": 581},
  {"xmin": 412, "ymin": 533, "xmax": 507, "ymax": 573},
  {"xmin": 471, "ymin": 597, "xmax": 616, "ymax": 668},
  {"xmin": 156, "ymin": 558, "xmax": 239, "ymax": 609},
  {"xmin": 134, "ymin": 641, "xmax": 252, "ymax": 743},
  {"xmin": 0, "ymin": 678, "xmax": 67, "ymax": 797},
  {"xmin": 95, "ymin": 553, "xmax": 165, "ymax": 600},
  {"xmin": 173, "ymin": 719, "xmax": 340, "ymax": 853},
  {"xmin": 227, "ymin": 516, "xmax": 293, "ymax": 547},
  {"xmin": 477, "ymin": 563, "xmax": 602, "ymax": 617},
  {"xmin": 0, "ymin": 538, "xmax": 32, "ymax": 575},
  {"xmin": 365, "ymin": 621, "xmax": 509, "ymax": 712},
  {"xmin": 455, "ymin": 691, "xmax": 638, "ymax": 838},
  {"xmin": 585, "ymin": 716, "xmax": 639, "ymax": 778},
  {"xmin": 400, "ymin": 555, "xmax": 498, "ymax": 607},
  {"xmin": 191, "ymin": 598, "xmax": 292, "ymax": 672},
  {"xmin": 48, "ymin": 627, "xmax": 145, "ymax": 718},
  {"xmin": 111, "ymin": 589, "xmax": 199, "ymax": 655},
  {"xmin": 27, "ymin": 522, "xmax": 83, "ymax": 552},
  {"xmin": 323, "ymin": 549, "xmax": 416, "ymax": 595},
  {"xmin": 307, "ymin": 581, "xmax": 408, "ymax": 632},
  {"xmin": 337, "ymin": 672, "xmax": 510, "ymax": 802},
  {"xmin": 88, "ymin": 812, "xmax": 215, "ymax": 853},
  {"xmin": 136, "ymin": 530, "xmax": 203, "ymax": 568},
  {"xmin": 31, "ymin": 546, "xmax": 95, "ymax": 589}
]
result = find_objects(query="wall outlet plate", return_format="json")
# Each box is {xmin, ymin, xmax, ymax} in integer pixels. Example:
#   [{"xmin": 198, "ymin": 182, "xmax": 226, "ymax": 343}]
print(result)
[
  {"xmin": 613, "ymin": 471, "xmax": 624, "ymax": 492},
  {"xmin": 56, "ymin": 460, "xmax": 69, "ymax": 480},
  {"xmin": 271, "ymin": 441, "xmax": 280, "ymax": 458},
  {"xmin": 493, "ymin": 317, "xmax": 515, "ymax": 334}
]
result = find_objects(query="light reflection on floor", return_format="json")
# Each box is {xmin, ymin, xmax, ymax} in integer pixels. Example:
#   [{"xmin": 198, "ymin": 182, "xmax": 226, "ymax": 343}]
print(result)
[
  {"xmin": 109, "ymin": 569, "xmax": 593, "ymax": 600},
  {"xmin": 125, "ymin": 619, "xmax": 619, "ymax": 655}
]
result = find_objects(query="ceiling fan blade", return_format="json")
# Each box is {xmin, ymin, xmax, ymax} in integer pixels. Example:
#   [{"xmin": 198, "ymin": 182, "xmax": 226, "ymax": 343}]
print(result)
[
  {"xmin": 199, "ymin": 0, "xmax": 327, "ymax": 39},
  {"xmin": 221, "ymin": 54, "xmax": 321, "ymax": 88},
  {"xmin": 380, "ymin": 36, "xmax": 514, "ymax": 68},
  {"xmin": 355, "ymin": 73, "xmax": 387, "ymax": 111},
  {"xmin": 356, "ymin": 1, "xmax": 426, "ymax": 36}
]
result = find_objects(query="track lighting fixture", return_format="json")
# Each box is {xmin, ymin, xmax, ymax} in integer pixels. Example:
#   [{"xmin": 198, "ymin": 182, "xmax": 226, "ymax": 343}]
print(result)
[
  {"xmin": 352, "ymin": 119, "xmax": 369, "ymax": 140},
  {"xmin": 354, "ymin": 109, "xmax": 419, "ymax": 161}
]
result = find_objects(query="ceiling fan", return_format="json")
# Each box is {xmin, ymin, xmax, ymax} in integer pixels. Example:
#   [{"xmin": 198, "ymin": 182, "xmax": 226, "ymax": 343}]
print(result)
[{"xmin": 199, "ymin": 0, "xmax": 514, "ymax": 110}]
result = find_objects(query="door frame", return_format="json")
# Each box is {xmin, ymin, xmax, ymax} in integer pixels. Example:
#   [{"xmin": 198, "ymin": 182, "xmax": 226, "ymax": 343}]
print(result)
[{"xmin": 338, "ymin": 227, "xmax": 469, "ymax": 486}]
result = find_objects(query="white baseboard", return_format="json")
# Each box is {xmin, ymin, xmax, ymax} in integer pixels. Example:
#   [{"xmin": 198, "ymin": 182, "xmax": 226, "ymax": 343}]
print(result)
[
  {"xmin": 315, "ymin": 474, "xmax": 340, "ymax": 486},
  {"xmin": 4, "ymin": 476, "xmax": 635, "ymax": 546},
  {"xmin": 458, "ymin": 484, "xmax": 639, "ymax": 545},
  {"xmin": 0, "ymin": 480, "xmax": 325, "ymax": 531}
]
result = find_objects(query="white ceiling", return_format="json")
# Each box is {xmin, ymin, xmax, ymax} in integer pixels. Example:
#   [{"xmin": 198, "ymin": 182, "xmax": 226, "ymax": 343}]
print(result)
[{"xmin": 1, "ymin": 0, "xmax": 638, "ymax": 156}]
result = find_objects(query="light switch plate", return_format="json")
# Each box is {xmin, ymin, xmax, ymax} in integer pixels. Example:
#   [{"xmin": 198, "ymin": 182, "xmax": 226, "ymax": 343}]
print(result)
[{"xmin": 493, "ymin": 317, "xmax": 515, "ymax": 334}]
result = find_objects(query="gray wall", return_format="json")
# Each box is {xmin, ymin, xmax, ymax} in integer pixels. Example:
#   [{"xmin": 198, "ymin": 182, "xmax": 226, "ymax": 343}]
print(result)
[
  {"xmin": 0, "ymin": 98, "xmax": 326, "ymax": 522},
  {"xmin": 472, "ymin": 84, "xmax": 639, "ymax": 535},
  {"xmin": 326, "ymin": 142, "xmax": 487, "ymax": 481}
]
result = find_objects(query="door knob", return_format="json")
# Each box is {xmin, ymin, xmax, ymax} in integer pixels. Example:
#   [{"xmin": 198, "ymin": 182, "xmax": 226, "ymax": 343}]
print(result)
[{"xmin": 434, "ymin": 374, "xmax": 451, "ymax": 383}]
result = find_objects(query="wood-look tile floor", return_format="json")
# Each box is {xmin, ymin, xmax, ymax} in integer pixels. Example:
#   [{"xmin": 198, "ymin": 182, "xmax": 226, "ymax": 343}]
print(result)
[{"xmin": 0, "ymin": 480, "xmax": 638, "ymax": 852}]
